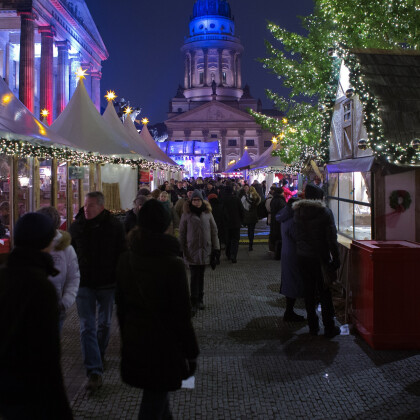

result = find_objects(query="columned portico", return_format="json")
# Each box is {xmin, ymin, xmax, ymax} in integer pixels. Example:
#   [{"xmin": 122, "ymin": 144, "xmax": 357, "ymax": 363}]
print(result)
[
  {"xmin": 218, "ymin": 48, "xmax": 224, "ymax": 86},
  {"xmin": 18, "ymin": 10, "xmax": 36, "ymax": 113},
  {"xmin": 203, "ymin": 47, "xmax": 209, "ymax": 86},
  {"xmin": 230, "ymin": 50, "xmax": 236, "ymax": 88},
  {"xmin": 39, "ymin": 26, "xmax": 55, "ymax": 125},
  {"xmin": 91, "ymin": 72, "xmax": 102, "ymax": 112}
]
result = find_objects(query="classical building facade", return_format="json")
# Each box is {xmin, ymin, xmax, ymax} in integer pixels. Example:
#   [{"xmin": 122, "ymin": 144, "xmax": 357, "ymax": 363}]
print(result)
[
  {"xmin": 0, "ymin": 0, "xmax": 107, "ymax": 124},
  {"xmin": 165, "ymin": 0, "xmax": 277, "ymax": 175}
]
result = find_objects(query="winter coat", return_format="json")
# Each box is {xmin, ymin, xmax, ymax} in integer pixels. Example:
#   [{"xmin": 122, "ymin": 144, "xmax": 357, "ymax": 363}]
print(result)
[
  {"xmin": 240, "ymin": 190, "xmax": 261, "ymax": 226},
  {"xmin": 49, "ymin": 230, "xmax": 80, "ymax": 313},
  {"xmin": 293, "ymin": 199, "xmax": 340, "ymax": 266},
  {"xmin": 179, "ymin": 201, "xmax": 220, "ymax": 266},
  {"xmin": 276, "ymin": 205, "xmax": 304, "ymax": 298},
  {"xmin": 270, "ymin": 192, "xmax": 287, "ymax": 241},
  {"xmin": 220, "ymin": 193, "xmax": 244, "ymax": 230},
  {"xmin": 116, "ymin": 230, "xmax": 199, "ymax": 391},
  {"xmin": 208, "ymin": 196, "xmax": 224, "ymax": 242},
  {"xmin": 70, "ymin": 208, "xmax": 126, "ymax": 289},
  {"xmin": 0, "ymin": 248, "xmax": 72, "ymax": 419},
  {"xmin": 265, "ymin": 193, "xmax": 273, "ymax": 225},
  {"xmin": 124, "ymin": 209, "xmax": 137, "ymax": 234}
]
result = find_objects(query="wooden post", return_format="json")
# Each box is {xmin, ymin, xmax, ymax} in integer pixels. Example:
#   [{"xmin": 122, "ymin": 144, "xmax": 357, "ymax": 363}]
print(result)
[
  {"xmin": 9, "ymin": 156, "xmax": 18, "ymax": 247},
  {"xmin": 33, "ymin": 157, "xmax": 40, "ymax": 210},
  {"xmin": 51, "ymin": 158, "xmax": 58, "ymax": 207},
  {"xmin": 416, "ymin": 168, "xmax": 420, "ymax": 242},
  {"xmin": 373, "ymin": 169, "xmax": 385, "ymax": 240},
  {"xmin": 89, "ymin": 163, "xmax": 95, "ymax": 192},
  {"xmin": 96, "ymin": 163, "xmax": 102, "ymax": 191},
  {"xmin": 66, "ymin": 162, "xmax": 73, "ymax": 230}
]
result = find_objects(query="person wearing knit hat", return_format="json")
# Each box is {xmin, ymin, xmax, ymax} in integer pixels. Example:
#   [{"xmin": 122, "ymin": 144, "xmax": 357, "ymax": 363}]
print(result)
[
  {"xmin": 14, "ymin": 212, "xmax": 56, "ymax": 250},
  {"xmin": 304, "ymin": 183, "xmax": 324, "ymax": 200},
  {"xmin": 137, "ymin": 199, "xmax": 171, "ymax": 234},
  {"xmin": 191, "ymin": 189, "xmax": 204, "ymax": 201},
  {"xmin": 116, "ymin": 197, "xmax": 199, "ymax": 420},
  {"xmin": 0, "ymin": 213, "xmax": 73, "ymax": 418}
]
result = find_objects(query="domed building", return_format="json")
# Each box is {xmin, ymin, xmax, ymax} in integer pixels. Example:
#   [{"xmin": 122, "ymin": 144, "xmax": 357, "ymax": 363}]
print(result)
[{"xmin": 163, "ymin": 0, "xmax": 278, "ymax": 177}]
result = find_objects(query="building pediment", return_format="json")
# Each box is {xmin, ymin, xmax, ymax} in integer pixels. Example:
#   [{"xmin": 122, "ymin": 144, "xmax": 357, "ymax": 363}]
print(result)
[{"xmin": 166, "ymin": 101, "xmax": 256, "ymax": 124}]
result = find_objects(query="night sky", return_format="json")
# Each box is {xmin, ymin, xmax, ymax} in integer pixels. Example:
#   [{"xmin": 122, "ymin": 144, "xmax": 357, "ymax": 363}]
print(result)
[{"xmin": 86, "ymin": 0, "xmax": 314, "ymax": 124}]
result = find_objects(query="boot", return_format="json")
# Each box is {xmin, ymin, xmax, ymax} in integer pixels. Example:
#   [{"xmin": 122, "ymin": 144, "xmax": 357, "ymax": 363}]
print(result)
[{"xmin": 283, "ymin": 297, "xmax": 305, "ymax": 322}]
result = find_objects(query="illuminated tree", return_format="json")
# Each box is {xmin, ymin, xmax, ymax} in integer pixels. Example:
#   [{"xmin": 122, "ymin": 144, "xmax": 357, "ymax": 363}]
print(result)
[{"xmin": 251, "ymin": 0, "xmax": 420, "ymax": 168}]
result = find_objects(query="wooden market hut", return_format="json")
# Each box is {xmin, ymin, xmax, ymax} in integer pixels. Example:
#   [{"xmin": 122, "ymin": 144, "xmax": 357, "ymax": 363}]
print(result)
[{"xmin": 326, "ymin": 49, "xmax": 420, "ymax": 243}]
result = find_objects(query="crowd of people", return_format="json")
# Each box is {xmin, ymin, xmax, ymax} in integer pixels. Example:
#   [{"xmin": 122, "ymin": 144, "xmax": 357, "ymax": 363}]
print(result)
[{"xmin": 0, "ymin": 174, "xmax": 340, "ymax": 419}]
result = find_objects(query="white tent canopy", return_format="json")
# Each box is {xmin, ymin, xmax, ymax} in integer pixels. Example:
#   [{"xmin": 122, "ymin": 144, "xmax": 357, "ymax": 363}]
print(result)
[
  {"xmin": 0, "ymin": 77, "xmax": 73, "ymax": 147},
  {"xmin": 250, "ymin": 145, "xmax": 285, "ymax": 171},
  {"xmin": 125, "ymin": 118, "xmax": 176, "ymax": 166},
  {"xmin": 51, "ymin": 79, "xmax": 132, "ymax": 155},
  {"xmin": 102, "ymin": 101, "xmax": 150, "ymax": 158},
  {"xmin": 228, "ymin": 149, "xmax": 254, "ymax": 172}
]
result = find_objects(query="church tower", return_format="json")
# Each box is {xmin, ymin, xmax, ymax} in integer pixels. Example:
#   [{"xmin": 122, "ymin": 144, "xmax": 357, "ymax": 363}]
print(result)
[
  {"xmin": 181, "ymin": 0, "xmax": 244, "ymax": 102},
  {"xmin": 165, "ymin": 0, "xmax": 274, "ymax": 176}
]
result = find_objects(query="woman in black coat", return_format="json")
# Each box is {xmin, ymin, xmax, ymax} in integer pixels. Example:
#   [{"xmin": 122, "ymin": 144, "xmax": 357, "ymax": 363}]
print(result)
[
  {"xmin": 116, "ymin": 200, "xmax": 199, "ymax": 419},
  {"xmin": 270, "ymin": 187, "xmax": 286, "ymax": 259}
]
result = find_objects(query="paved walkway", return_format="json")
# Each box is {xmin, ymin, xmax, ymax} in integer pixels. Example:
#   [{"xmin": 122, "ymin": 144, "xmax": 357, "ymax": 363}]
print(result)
[{"xmin": 61, "ymin": 241, "xmax": 420, "ymax": 420}]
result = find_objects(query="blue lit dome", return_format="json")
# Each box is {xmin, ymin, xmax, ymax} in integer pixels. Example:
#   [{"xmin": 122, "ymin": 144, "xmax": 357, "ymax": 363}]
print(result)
[{"xmin": 192, "ymin": 0, "xmax": 232, "ymax": 19}]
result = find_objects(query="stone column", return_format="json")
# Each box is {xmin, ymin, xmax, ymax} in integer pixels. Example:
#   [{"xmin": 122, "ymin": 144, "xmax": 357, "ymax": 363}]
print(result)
[
  {"xmin": 218, "ymin": 48, "xmax": 224, "ymax": 86},
  {"xmin": 238, "ymin": 129, "xmax": 245, "ymax": 151},
  {"xmin": 184, "ymin": 53, "xmax": 189, "ymax": 89},
  {"xmin": 236, "ymin": 54, "xmax": 242, "ymax": 88},
  {"xmin": 230, "ymin": 50, "xmax": 236, "ymax": 88},
  {"xmin": 220, "ymin": 129, "xmax": 227, "ymax": 169},
  {"xmin": 90, "ymin": 71, "xmax": 101, "ymax": 112},
  {"xmin": 203, "ymin": 48, "xmax": 208, "ymax": 86},
  {"xmin": 190, "ymin": 50, "xmax": 196, "ymax": 87},
  {"xmin": 39, "ymin": 26, "xmax": 55, "ymax": 125},
  {"xmin": 18, "ymin": 10, "xmax": 35, "ymax": 112},
  {"xmin": 69, "ymin": 52, "xmax": 81, "ymax": 98},
  {"xmin": 56, "ymin": 40, "xmax": 70, "ymax": 118},
  {"xmin": 81, "ymin": 62, "xmax": 92, "ymax": 97}
]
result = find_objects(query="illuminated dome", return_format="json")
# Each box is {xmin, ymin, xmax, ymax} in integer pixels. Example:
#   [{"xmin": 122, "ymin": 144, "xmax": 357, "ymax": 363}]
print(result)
[{"xmin": 192, "ymin": 0, "xmax": 232, "ymax": 19}]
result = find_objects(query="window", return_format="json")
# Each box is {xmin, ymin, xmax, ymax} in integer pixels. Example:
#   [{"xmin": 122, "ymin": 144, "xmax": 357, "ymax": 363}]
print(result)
[
  {"xmin": 327, "ymin": 171, "xmax": 372, "ymax": 240},
  {"xmin": 343, "ymin": 101, "xmax": 352, "ymax": 122},
  {"xmin": 246, "ymin": 139, "xmax": 255, "ymax": 147},
  {"xmin": 177, "ymin": 108, "xmax": 183, "ymax": 113},
  {"xmin": 222, "ymin": 72, "xmax": 227, "ymax": 83},
  {"xmin": 228, "ymin": 139, "xmax": 237, "ymax": 147},
  {"xmin": 264, "ymin": 141, "xmax": 272, "ymax": 148},
  {"xmin": 211, "ymin": 134, "xmax": 218, "ymax": 138},
  {"xmin": 199, "ymin": 72, "xmax": 204, "ymax": 84}
]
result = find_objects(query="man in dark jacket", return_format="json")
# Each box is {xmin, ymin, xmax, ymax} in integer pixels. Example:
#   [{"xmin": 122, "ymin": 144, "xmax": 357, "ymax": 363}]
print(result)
[
  {"xmin": 70, "ymin": 191, "xmax": 126, "ymax": 392},
  {"xmin": 293, "ymin": 184, "xmax": 340, "ymax": 338},
  {"xmin": 0, "ymin": 213, "xmax": 72, "ymax": 419},
  {"xmin": 220, "ymin": 185, "xmax": 244, "ymax": 263}
]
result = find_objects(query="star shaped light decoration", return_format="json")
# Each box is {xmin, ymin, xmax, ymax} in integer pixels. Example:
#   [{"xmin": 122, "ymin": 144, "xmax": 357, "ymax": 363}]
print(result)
[
  {"xmin": 141, "ymin": 117, "xmax": 149, "ymax": 125},
  {"xmin": 75, "ymin": 67, "xmax": 88, "ymax": 80},
  {"xmin": 105, "ymin": 91, "xmax": 117, "ymax": 102},
  {"xmin": 271, "ymin": 136, "xmax": 278, "ymax": 144},
  {"xmin": 124, "ymin": 106, "xmax": 133, "ymax": 115},
  {"xmin": 40, "ymin": 109, "xmax": 49, "ymax": 118}
]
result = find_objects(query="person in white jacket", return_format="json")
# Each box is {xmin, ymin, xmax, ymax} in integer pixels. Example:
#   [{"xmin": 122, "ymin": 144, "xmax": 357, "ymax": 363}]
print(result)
[{"xmin": 37, "ymin": 206, "xmax": 80, "ymax": 331}]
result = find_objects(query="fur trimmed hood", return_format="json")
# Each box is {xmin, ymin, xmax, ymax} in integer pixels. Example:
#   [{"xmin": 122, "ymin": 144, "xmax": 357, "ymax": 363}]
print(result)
[
  {"xmin": 183, "ymin": 199, "xmax": 212, "ymax": 214},
  {"xmin": 52, "ymin": 230, "xmax": 72, "ymax": 252},
  {"xmin": 292, "ymin": 199, "xmax": 325, "ymax": 211}
]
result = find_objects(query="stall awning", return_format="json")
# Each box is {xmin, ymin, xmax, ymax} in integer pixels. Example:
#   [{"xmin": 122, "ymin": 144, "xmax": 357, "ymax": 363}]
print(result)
[{"xmin": 326, "ymin": 156, "xmax": 375, "ymax": 173}]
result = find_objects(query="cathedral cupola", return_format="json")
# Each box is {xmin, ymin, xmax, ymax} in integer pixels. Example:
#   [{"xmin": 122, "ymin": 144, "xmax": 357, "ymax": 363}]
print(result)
[{"xmin": 181, "ymin": 0, "xmax": 243, "ymax": 101}]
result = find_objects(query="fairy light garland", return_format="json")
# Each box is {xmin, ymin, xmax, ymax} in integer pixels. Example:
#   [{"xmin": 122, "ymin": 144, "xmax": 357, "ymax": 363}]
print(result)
[{"xmin": 0, "ymin": 138, "xmax": 180, "ymax": 171}]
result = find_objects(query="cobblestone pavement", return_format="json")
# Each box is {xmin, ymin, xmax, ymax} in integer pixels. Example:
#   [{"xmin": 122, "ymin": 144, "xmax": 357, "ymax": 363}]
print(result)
[{"xmin": 61, "ymin": 241, "xmax": 420, "ymax": 420}]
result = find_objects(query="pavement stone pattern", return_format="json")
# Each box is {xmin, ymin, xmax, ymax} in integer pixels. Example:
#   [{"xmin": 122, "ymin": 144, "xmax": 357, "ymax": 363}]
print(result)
[{"xmin": 61, "ymin": 239, "xmax": 420, "ymax": 420}]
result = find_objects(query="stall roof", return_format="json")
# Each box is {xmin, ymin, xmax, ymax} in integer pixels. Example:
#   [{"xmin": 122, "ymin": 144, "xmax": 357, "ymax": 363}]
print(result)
[
  {"xmin": 102, "ymin": 101, "xmax": 150, "ymax": 158},
  {"xmin": 51, "ymin": 79, "xmax": 132, "ymax": 155},
  {"xmin": 0, "ymin": 78, "xmax": 73, "ymax": 147},
  {"xmin": 227, "ymin": 149, "xmax": 254, "ymax": 172},
  {"xmin": 125, "ymin": 118, "xmax": 176, "ymax": 165},
  {"xmin": 250, "ymin": 145, "xmax": 285, "ymax": 171},
  {"xmin": 326, "ymin": 156, "xmax": 375, "ymax": 173},
  {"xmin": 352, "ymin": 49, "xmax": 420, "ymax": 147}
]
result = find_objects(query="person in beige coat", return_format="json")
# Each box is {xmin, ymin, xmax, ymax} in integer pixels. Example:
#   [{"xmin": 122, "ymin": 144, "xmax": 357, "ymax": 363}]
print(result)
[{"xmin": 179, "ymin": 189, "xmax": 220, "ymax": 315}]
